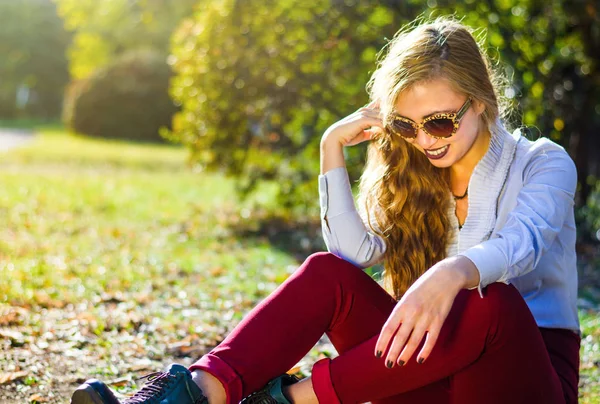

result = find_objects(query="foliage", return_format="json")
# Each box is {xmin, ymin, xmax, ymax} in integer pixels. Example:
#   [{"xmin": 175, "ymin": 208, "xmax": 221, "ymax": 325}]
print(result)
[
  {"xmin": 63, "ymin": 50, "xmax": 177, "ymax": 142},
  {"xmin": 166, "ymin": 0, "xmax": 404, "ymax": 215},
  {"xmin": 578, "ymin": 179, "xmax": 600, "ymax": 242},
  {"xmin": 55, "ymin": 0, "xmax": 197, "ymax": 80},
  {"xmin": 166, "ymin": 0, "xmax": 599, "ymax": 216},
  {"xmin": 0, "ymin": 0, "xmax": 70, "ymax": 119}
]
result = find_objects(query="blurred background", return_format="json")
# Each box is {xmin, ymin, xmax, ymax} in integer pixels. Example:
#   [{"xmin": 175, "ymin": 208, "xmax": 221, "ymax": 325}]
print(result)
[{"xmin": 0, "ymin": 0, "xmax": 598, "ymax": 402}]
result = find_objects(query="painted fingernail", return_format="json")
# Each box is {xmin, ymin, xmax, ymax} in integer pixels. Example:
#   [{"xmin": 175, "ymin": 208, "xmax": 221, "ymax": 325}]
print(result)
[
  {"xmin": 418, "ymin": 357, "xmax": 425, "ymax": 364},
  {"xmin": 397, "ymin": 359, "xmax": 405, "ymax": 366},
  {"xmin": 375, "ymin": 350, "xmax": 382, "ymax": 358},
  {"xmin": 386, "ymin": 360, "xmax": 394, "ymax": 368}
]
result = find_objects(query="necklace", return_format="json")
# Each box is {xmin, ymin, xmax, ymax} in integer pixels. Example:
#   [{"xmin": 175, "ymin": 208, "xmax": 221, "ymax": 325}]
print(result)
[{"xmin": 452, "ymin": 186, "xmax": 469, "ymax": 200}]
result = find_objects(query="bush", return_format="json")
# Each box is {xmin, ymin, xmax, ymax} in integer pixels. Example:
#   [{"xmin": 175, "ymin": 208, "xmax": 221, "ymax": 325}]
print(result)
[
  {"xmin": 578, "ymin": 179, "xmax": 600, "ymax": 243},
  {"xmin": 164, "ymin": 0, "xmax": 391, "ymax": 215},
  {"xmin": 63, "ymin": 50, "xmax": 177, "ymax": 142}
]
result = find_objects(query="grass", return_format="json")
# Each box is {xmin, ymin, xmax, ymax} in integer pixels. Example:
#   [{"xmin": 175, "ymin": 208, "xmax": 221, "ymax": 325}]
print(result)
[
  {"xmin": 0, "ymin": 127, "xmax": 598, "ymax": 402},
  {"xmin": 0, "ymin": 130, "xmax": 290, "ymax": 307},
  {"xmin": 580, "ymin": 310, "xmax": 600, "ymax": 403},
  {"xmin": 0, "ymin": 129, "xmax": 303, "ymax": 402}
]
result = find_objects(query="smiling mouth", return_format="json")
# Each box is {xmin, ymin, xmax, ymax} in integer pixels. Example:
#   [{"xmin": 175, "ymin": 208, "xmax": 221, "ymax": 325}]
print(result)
[{"xmin": 425, "ymin": 145, "xmax": 449, "ymax": 157}]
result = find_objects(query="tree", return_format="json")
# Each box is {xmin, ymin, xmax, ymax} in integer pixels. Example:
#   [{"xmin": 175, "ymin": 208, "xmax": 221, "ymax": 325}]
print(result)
[
  {"xmin": 166, "ymin": 0, "xmax": 419, "ymax": 215},
  {"xmin": 167, "ymin": 0, "xmax": 599, "ymax": 218},
  {"xmin": 55, "ymin": 0, "xmax": 197, "ymax": 79},
  {"xmin": 0, "ymin": 0, "xmax": 70, "ymax": 119}
]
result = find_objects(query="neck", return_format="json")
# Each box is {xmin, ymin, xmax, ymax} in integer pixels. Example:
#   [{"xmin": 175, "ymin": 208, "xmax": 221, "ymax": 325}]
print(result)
[{"xmin": 450, "ymin": 128, "xmax": 491, "ymax": 187}]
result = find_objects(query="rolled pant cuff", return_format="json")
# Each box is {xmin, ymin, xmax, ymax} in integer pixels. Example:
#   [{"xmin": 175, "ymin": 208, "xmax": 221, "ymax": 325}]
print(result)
[
  {"xmin": 312, "ymin": 358, "xmax": 341, "ymax": 404},
  {"xmin": 188, "ymin": 353, "xmax": 243, "ymax": 404}
]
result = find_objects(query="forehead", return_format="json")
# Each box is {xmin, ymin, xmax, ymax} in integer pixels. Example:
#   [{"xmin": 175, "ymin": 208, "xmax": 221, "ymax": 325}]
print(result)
[{"xmin": 393, "ymin": 79, "xmax": 465, "ymax": 119}]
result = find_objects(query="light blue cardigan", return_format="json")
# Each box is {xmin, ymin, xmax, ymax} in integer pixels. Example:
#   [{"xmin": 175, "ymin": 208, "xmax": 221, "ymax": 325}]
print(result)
[{"xmin": 318, "ymin": 122, "xmax": 580, "ymax": 334}]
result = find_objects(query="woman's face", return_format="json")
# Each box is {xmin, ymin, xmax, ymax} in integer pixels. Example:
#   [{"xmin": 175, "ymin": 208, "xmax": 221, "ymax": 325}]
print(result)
[{"xmin": 391, "ymin": 78, "xmax": 487, "ymax": 169}]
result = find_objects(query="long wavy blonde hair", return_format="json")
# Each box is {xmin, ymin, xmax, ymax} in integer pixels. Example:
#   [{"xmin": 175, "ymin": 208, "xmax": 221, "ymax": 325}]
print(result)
[{"xmin": 358, "ymin": 16, "xmax": 509, "ymax": 300}]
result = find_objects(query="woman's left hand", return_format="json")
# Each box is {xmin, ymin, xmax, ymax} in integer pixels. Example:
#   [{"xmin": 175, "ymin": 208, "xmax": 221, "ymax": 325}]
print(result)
[{"xmin": 374, "ymin": 256, "xmax": 480, "ymax": 367}]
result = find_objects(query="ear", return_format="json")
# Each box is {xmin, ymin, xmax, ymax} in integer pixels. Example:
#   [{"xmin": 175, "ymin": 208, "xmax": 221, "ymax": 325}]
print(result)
[{"xmin": 474, "ymin": 99, "xmax": 486, "ymax": 115}]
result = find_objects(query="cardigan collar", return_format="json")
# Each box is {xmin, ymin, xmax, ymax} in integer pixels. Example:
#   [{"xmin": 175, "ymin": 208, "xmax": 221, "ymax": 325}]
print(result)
[{"xmin": 450, "ymin": 120, "xmax": 522, "ymax": 254}]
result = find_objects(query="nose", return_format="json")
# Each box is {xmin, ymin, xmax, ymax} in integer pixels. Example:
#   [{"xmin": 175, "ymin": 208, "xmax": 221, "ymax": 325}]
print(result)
[{"xmin": 415, "ymin": 128, "xmax": 438, "ymax": 150}]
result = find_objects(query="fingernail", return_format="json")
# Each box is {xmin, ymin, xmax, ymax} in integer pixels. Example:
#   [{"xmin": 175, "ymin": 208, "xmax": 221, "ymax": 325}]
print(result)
[
  {"xmin": 386, "ymin": 360, "xmax": 394, "ymax": 368},
  {"xmin": 418, "ymin": 357, "xmax": 425, "ymax": 364},
  {"xmin": 375, "ymin": 350, "xmax": 382, "ymax": 358},
  {"xmin": 397, "ymin": 359, "xmax": 405, "ymax": 366}
]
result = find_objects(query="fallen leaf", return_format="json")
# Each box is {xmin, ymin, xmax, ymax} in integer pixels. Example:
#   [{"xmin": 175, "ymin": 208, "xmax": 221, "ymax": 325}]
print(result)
[
  {"xmin": 0, "ymin": 371, "xmax": 29, "ymax": 384},
  {"xmin": 28, "ymin": 393, "xmax": 49, "ymax": 402},
  {"xmin": 108, "ymin": 376, "xmax": 131, "ymax": 387}
]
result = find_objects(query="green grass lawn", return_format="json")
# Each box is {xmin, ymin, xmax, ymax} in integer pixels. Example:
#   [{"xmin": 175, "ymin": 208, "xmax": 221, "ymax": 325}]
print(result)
[
  {"xmin": 0, "ymin": 130, "xmax": 293, "ymax": 306},
  {"xmin": 0, "ymin": 129, "xmax": 308, "ymax": 402},
  {"xmin": 0, "ymin": 128, "xmax": 598, "ymax": 402}
]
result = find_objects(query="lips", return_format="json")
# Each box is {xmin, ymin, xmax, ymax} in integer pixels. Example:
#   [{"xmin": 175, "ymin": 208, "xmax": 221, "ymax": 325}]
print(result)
[{"xmin": 424, "ymin": 145, "xmax": 449, "ymax": 160}]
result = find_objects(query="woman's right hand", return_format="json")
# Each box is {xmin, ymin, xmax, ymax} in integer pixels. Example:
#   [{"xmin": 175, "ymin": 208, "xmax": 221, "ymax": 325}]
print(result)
[{"xmin": 321, "ymin": 99, "xmax": 384, "ymax": 147}]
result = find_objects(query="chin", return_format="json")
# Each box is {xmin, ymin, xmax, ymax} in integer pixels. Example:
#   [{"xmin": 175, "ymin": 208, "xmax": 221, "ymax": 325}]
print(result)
[
  {"xmin": 429, "ymin": 159, "xmax": 454, "ymax": 168},
  {"xmin": 425, "ymin": 150, "xmax": 456, "ymax": 167}
]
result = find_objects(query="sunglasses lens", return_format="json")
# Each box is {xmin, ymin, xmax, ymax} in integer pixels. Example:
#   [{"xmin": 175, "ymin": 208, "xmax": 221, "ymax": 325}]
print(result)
[
  {"xmin": 390, "ymin": 120, "xmax": 417, "ymax": 139},
  {"xmin": 423, "ymin": 118, "xmax": 455, "ymax": 138}
]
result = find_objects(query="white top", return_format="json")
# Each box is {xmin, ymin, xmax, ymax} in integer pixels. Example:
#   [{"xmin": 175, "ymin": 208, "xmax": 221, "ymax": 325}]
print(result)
[{"xmin": 318, "ymin": 122, "xmax": 580, "ymax": 334}]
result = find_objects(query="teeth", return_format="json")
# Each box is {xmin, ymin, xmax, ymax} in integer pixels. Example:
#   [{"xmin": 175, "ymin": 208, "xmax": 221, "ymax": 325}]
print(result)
[{"xmin": 427, "ymin": 145, "xmax": 449, "ymax": 156}]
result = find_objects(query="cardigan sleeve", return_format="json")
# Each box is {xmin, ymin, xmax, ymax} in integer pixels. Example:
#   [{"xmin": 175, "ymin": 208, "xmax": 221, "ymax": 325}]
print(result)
[
  {"xmin": 458, "ymin": 141, "xmax": 577, "ymax": 295},
  {"xmin": 319, "ymin": 166, "xmax": 387, "ymax": 268}
]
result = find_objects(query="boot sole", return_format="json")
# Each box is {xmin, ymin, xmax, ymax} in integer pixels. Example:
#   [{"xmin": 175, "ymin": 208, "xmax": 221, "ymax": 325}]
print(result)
[{"xmin": 71, "ymin": 385, "xmax": 106, "ymax": 404}]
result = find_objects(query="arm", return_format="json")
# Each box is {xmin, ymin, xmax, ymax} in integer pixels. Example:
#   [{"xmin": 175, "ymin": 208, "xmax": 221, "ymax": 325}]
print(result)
[
  {"xmin": 319, "ymin": 137, "xmax": 387, "ymax": 269},
  {"xmin": 458, "ymin": 141, "xmax": 577, "ymax": 295}
]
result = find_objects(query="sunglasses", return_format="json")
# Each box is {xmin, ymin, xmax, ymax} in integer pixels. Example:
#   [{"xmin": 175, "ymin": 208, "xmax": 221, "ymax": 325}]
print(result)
[{"xmin": 385, "ymin": 97, "xmax": 472, "ymax": 140}]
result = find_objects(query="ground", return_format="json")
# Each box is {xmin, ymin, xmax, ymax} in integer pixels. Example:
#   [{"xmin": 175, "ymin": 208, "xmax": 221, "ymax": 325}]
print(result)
[{"xmin": 0, "ymin": 128, "xmax": 598, "ymax": 403}]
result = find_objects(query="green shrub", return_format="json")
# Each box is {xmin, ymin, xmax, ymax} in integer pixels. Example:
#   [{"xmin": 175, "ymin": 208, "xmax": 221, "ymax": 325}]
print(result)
[
  {"xmin": 63, "ymin": 50, "xmax": 177, "ymax": 142},
  {"xmin": 164, "ymin": 0, "xmax": 391, "ymax": 214},
  {"xmin": 578, "ymin": 178, "xmax": 600, "ymax": 243}
]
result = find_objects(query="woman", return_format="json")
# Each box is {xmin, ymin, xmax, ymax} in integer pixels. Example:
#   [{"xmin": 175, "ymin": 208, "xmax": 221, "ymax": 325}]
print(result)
[{"xmin": 71, "ymin": 16, "xmax": 581, "ymax": 404}]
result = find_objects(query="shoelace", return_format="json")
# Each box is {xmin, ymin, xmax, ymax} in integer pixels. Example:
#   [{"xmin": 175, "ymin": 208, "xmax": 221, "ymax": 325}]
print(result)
[
  {"xmin": 242, "ymin": 394, "xmax": 278, "ymax": 404},
  {"xmin": 123, "ymin": 371, "xmax": 176, "ymax": 403}
]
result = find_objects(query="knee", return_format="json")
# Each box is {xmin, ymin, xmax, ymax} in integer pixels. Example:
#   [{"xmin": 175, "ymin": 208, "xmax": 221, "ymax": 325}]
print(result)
[{"xmin": 300, "ymin": 252, "xmax": 359, "ymax": 277}]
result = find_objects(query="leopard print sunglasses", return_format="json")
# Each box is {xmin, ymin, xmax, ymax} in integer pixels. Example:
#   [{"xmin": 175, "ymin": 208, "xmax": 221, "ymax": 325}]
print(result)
[{"xmin": 385, "ymin": 97, "xmax": 472, "ymax": 140}]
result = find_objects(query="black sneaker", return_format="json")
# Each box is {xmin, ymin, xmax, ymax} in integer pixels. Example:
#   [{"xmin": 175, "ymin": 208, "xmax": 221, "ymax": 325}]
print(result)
[
  {"xmin": 71, "ymin": 364, "xmax": 208, "ymax": 404},
  {"xmin": 71, "ymin": 378, "xmax": 120, "ymax": 404},
  {"xmin": 240, "ymin": 374, "xmax": 301, "ymax": 404}
]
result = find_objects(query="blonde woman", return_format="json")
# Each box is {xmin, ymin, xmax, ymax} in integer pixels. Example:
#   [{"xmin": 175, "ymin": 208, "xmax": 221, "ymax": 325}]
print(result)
[{"xmin": 72, "ymin": 16, "xmax": 580, "ymax": 404}]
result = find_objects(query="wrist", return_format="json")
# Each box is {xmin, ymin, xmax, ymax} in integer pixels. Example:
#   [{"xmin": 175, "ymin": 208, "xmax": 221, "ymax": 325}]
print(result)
[
  {"xmin": 320, "ymin": 132, "xmax": 343, "ymax": 149},
  {"xmin": 442, "ymin": 256, "xmax": 480, "ymax": 290}
]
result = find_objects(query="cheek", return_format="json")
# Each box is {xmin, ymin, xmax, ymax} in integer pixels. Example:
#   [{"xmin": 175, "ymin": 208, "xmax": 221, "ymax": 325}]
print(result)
[{"xmin": 453, "ymin": 123, "xmax": 479, "ymax": 148}]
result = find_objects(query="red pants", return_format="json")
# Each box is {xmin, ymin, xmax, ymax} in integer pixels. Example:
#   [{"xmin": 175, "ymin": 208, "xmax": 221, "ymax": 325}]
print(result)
[{"xmin": 189, "ymin": 252, "xmax": 580, "ymax": 403}]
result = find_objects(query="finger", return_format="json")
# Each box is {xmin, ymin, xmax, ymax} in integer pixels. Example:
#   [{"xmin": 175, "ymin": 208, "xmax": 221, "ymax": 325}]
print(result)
[
  {"xmin": 368, "ymin": 98, "xmax": 381, "ymax": 108},
  {"xmin": 340, "ymin": 109, "xmax": 382, "ymax": 125},
  {"xmin": 356, "ymin": 130, "xmax": 374, "ymax": 143},
  {"xmin": 359, "ymin": 99, "xmax": 381, "ymax": 112},
  {"xmin": 360, "ymin": 109, "xmax": 384, "ymax": 120},
  {"xmin": 352, "ymin": 109, "xmax": 383, "ymax": 122},
  {"xmin": 352, "ymin": 127, "xmax": 383, "ymax": 144},
  {"xmin": 345, "ymin": 131, "xmax": 371, "ymax": 146},
  {"xmin": 356, "ymin": 116, "xmax": 384, "ymax": 132},
  {"xmin": 374, "ymin": 312, "xmax": 403, "ymax": 358},
  {"xmin": 415, "ymin": 318, "xmax": 443, "ymax": 363},
  {"xmin": 397, "ymin": 321, "xmax": 429, "ymax": 366},
  {"xmin": 383, "ymin": 321, "xmax": 415, "ymax": 368},
  {"xmin": 362, "ymin": 127, "xmax": 383, "ymax": 139}
]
